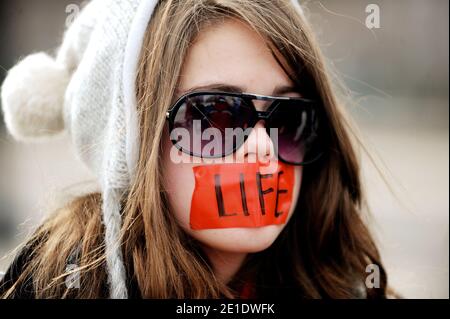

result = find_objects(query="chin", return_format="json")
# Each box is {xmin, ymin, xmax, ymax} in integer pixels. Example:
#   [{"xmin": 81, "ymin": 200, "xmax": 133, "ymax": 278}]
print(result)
[{"xmin": 194, "ymin": 224, "xmax": 285, "ymax": 253}]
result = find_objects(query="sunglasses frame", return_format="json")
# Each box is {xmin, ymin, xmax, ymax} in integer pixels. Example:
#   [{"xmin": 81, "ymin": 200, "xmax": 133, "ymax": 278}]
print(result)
[{"xmin": 165, "ymin": 91, "xmax": 324, "ymax": 165}]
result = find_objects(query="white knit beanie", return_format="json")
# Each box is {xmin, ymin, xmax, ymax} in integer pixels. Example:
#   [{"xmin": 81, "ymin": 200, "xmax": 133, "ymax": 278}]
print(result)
[{"xmin": 1, "ymin": 0, "xmax": 305, "ymax": 298}]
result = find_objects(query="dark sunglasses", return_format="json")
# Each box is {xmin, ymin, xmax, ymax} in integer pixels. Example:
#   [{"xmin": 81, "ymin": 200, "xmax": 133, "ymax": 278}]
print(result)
[{"xmin": 165, "ymin": 91, "xmax": 324, "ymax": 165}]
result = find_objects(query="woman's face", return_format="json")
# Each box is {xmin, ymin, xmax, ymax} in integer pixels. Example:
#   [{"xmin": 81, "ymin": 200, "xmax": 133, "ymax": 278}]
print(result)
[{"xmin": 162, "ymin": 19, "xmax": 303, "ymax": 253}]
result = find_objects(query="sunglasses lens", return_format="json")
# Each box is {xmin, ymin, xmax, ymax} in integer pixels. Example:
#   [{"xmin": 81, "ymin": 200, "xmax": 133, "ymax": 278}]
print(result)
[
  {"xmin": 270, "ymin": 101, "xmax": 321, "ymax": 164},
  {"xmin": 172, "ymin": 94, "xmax": 254, "ymax": 157}
]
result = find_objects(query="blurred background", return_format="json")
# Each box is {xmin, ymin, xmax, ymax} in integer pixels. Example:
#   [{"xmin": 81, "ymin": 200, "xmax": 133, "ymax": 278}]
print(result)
[{"xmin": 0, "ymin": 0, "xmax": 448, "ymax": 298}]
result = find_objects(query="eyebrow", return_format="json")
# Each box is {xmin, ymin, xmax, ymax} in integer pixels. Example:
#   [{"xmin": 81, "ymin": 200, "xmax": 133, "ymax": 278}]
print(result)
[{"xmin": 178, "ymin": 83, "xmax": 299, "ymax": 96}]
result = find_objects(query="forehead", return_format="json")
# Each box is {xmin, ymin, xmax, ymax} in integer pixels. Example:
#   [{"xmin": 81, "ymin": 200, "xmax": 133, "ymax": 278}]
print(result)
[{"xmin": 177, "ymin": 19, "xmax": 296, "ymax": 96}]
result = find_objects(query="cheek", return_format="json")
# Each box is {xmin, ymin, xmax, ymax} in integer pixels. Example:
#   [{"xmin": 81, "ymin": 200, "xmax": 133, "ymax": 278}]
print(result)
[
  {"xmin": 287, "ymin": 165, "xmax": 302, "ymax": 223},
  {"xmin": 162, "ymin": 137, "xmax": 196, "ymax": 230}
]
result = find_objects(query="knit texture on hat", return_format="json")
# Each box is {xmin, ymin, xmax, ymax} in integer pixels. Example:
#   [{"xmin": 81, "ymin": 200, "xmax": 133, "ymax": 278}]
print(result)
[
  {"xmin": 1, "ymin": 0, "xmax": 305, "ymax": 299},
  {"xmin": 1, "ymin": 0, "xmax": 157, "ymax": 299}
]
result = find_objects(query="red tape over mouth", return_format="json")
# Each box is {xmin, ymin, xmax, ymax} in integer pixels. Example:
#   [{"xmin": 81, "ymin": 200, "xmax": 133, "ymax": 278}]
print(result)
[{"xmin": 190, "ymin": 161, "xmax": 295, "ymax": 230}]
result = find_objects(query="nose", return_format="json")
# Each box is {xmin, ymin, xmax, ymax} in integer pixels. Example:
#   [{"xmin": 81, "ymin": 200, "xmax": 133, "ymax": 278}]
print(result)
[{"xmin": 234, "ymin": 119, "xmax": 276, "ymax": 164}]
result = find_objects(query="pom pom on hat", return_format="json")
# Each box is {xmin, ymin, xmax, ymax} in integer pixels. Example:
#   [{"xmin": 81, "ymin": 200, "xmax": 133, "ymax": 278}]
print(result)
[{"xmin": 1, "ymin": 52, "xmax": 70, "ymax": 141}]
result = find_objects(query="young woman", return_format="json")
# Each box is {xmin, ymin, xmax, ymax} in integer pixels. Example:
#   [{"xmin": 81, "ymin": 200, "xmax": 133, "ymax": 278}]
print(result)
[{"xmin": 0, "ymin": 0, "xmax": 388, "ymax": 298}]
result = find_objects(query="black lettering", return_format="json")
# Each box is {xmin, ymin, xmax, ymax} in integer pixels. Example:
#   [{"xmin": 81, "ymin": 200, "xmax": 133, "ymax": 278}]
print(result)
[
  {"xmin": 239, "ymin": 173, "xmax": 250, "ymax": 216},
  {"xmin": 275, "ymin": 171, "xmax": 288, "ymax": 217},
  {"xmin": 256, "ymin": 173, "xmax": 274, "ymax": 215},
  {"xmin": 215, "ymin": 174, "xmax": 237, "ymax": 217}
]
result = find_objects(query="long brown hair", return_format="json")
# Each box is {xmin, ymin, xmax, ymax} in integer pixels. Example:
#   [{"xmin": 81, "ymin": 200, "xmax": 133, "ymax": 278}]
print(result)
[{"xmin": 2, "ymin": 0, "xmax": 388, "ymax": 298}]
